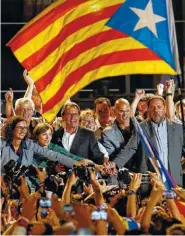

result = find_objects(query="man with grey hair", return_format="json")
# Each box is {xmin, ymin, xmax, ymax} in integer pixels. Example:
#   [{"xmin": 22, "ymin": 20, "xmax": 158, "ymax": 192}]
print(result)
[
  {"xmin": 15, "ymin": 97, "xmax": 35, "ymax": 121},
  {"xmin": 14, "ymin": 97, "xmax": 46, "ymax": 137},
  {"xmin": 52, "ymin": 102, "xmax": 105, "ymax": 165}
]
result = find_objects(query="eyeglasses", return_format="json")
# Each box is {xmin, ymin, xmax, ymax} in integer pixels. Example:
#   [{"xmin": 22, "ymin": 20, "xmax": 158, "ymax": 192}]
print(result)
[{"xmin": 15, "ymin": 126, "xmax": 28, "ymax": 131}]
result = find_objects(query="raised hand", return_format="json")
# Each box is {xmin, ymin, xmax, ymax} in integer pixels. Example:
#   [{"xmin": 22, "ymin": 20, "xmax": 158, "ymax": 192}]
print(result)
[
  {"xmin": 129, "ymin": 173, "xmax": 142, "ymax": 192},
  {"xmin": 5, "ymin": 88, "xmax": 13, "ymax": 103},
  {"xmin": 165, "ymin": 79, "xmax": 176, "ymax": 96},
  {"xmin": 34, "ymin": 166, "xmax": 47, "ymax": 184},
  {"xmin": 156, "ymin": 83, "xmax": 164, "ymax": 96},
  {"xmin": 83, "ymin": 183, "xmax": 93, "ymax": 195},
  {"xmin": 68, "ymin": 170, "xmax": 79, "ymax": 185},
  {"xmin": 135, "ymin": 89, "xmax": 145, "ymax": 100},
  {"xmin": 23, "ymin": 70, "xmax": 34, "ymax": 86}
]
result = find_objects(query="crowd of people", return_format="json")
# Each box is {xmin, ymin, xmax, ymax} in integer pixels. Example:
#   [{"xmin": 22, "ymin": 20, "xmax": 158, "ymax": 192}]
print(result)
[{"xmin": 1, "ymin": 71, "xmax": 185, "ymax": 235}]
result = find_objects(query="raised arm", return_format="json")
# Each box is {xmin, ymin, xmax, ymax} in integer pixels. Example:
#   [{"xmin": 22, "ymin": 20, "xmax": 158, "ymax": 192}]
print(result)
[
  {"xmin": 156, "ymin": 83, "xmax": 164, "ymax": 96},
  {"xmin": 23, "ymin": 70, "xmax": 34, "ymax": 99},
  {"xmin": 61, "ymin": 170, "xmax": 78, "ymax": 204},
  {"xmin": 131, "ymin": 89, "xmax": 145, "ymax": 116},
  {"xmin": 126, "ymin": 173, "xmax": 142, "ymax": 218},
  {"xmin": 165, "ymin": 80, "xmax": 176, "ymax": 121},
  {"xmin": 88, "ymin": 167, "xmax": 105, "ymax": 206},
  {"xmin": 141, "ymin": 174, "xmax": 165, "ymax": 233},
  {"xmin": 5, "ymin": 88, "xmax": 15, "ymax": 118}
]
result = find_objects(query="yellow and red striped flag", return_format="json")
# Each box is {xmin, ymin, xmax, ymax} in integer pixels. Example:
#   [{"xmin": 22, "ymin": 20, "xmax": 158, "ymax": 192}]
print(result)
[
  {"xmin": 7, "ymin": 0, "xmax": 180, "ymax": 121},
  {"xmin": 175, "ymin": 200, "xmax": 185, "ymax": 217}
]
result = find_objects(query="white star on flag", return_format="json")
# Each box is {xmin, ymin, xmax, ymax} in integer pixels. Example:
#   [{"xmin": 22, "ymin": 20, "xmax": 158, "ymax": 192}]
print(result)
[{"xmin": 130, "ymin": 0, "xmax": 166, "ymax": 38}]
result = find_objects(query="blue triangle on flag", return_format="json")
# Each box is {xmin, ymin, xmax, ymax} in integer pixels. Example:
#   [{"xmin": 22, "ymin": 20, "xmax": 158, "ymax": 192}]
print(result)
[{"xmin": 106, "ymin": 0, "xmax": 176, "ymax": 71}]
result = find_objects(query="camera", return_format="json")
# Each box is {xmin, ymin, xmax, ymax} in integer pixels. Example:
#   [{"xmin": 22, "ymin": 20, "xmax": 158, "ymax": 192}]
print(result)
[
  {"xmin": 117, "ymin": 168, "xmax": 131, "ymax": 185},
  {"xmin": 4, "ymin": 160, "xmax": 17, "ymax": 179},
  {"xmin": 62, "ymin": 204, "xmax": 75, "ymax": 220},
  {"xmin": 74, "ymin": 166, "xmax": 90, "ymax": 183},
  {"xmin": 141, "ymin": 173, "xmax": 150, "ymax": 184},
  {"xmin": 12, "ymin": 165, "xmax": 29, "ymax": 185},
  {"xmin": 39, "ymin": 199, "xmax": 51, "ymax": 208},
  {"xmin": 77, "ymin": 228, "xmax": 93, "ymax": 235},
  {"xmin": 63, "ymin": 204, "xmax": 75, "ymax": 216},
  {"xmin": 12, "ymin": 164, "xmax": 40, "ymax": 186},
  {"xmin": 39, "ymin": 196, "xmax": 51, "ymax": 218},
  {"xmin": 91, "ymin": 209, "xmax": 107, "ymax": 221},
  {"xmin": 118, "ymin": 169, "xmax": 150, "ymax": 185},
  {"xmin": 46, "ymin": 160, "xmax": 58, "ymax": 175}
]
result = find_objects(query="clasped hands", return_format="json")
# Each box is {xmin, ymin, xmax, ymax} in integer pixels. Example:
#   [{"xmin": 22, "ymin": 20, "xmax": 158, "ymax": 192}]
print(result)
[{"xmin": 75, "ymin": 159, "xmax": 116, "ymax": 176}]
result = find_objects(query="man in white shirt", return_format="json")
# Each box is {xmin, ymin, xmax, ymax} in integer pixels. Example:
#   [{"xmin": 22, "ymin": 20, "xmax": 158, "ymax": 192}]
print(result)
[{"xmin": 52, "ymin": 102, "xmax": 105, "ymax": 165}]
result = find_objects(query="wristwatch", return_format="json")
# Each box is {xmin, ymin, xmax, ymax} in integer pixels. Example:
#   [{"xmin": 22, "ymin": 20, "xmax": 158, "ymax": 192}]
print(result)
[
  {"xmin": 166, "ymin": 93, "xmax": 173, "ymax": 96},
  {"xmin": 127, "ymin": 190, "xmax": 136, "ymax": 195}
]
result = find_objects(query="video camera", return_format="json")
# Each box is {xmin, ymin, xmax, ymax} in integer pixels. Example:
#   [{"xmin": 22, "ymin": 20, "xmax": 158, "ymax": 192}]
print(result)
[
  {"xmin": 73, "ymin": 163, "xmax": 95, "ymax": 184},
  {"xmin": 117, "ymin": 168, "xmax": 150, "ymax": 185},
  {"xmin": 3, "ymin": 160, "xmax": 42, "ymax": 185},
  {"xmin": 74, "ymin": 166, "xmax": 90, "ymax": 183}
]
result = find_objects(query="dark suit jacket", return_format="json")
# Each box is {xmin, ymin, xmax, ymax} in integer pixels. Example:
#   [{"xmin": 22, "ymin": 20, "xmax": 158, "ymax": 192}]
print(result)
[
  {"xmin": 101, "ymin": 121, "xmax": 140, "ymax": 172},
  {"xmin": 52, "ymin": 127, "xmax": 104, "ymax": 165},
  {"xmin": 140, "ymin": 118, "xmax": 184, "ymax": 186}
]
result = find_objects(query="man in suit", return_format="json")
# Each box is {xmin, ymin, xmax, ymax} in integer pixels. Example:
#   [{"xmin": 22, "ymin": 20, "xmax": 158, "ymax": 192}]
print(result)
[
  {"xmin": 139, "ymin": 96, "xmax": 184, "ymax": 186},
  {"xmin": 52, "ymin": 102, "xmax": 105, "ymax": 165},
  {"xmin": 101, "ymin": 98, "xmax": 139, "ymax": 172},
  {"xmin": 100, "ymin": 98, "xmax": 140, "ymax": 184}
]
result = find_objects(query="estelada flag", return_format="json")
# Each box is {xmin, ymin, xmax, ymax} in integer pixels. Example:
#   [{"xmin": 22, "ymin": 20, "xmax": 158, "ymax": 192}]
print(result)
[
  {"xmin": 7, "ymin": 0, "xmax": 181, "ymax": 121},
  {"xmin": 175, "ymin": 200, "xmax": 185, "ymax": 217}
]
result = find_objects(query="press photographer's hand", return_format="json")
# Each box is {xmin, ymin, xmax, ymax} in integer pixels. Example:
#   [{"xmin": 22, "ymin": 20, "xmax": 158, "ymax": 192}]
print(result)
[{"xmin": 129, "ymin": 173, "xmax": 142, "ymax": 192}]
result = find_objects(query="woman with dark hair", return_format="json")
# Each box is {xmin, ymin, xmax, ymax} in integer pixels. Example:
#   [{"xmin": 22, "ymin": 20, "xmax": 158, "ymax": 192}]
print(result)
[
  {"xmin": 32, "ymin": 122, "xmax": 84, "ymax": 168},
  {"xmin": 1, "ymin": 116, "xmax": 88, "ymax": 173}
]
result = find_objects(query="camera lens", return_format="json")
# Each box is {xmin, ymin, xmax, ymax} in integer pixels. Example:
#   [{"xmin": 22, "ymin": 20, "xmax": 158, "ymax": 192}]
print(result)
[
  {"xmin": 118, "ymin": 169, "xmax": 131, "ymax": 184},
  {"xmin": 74, "ymin": 166, "xmax": 90, "ymax": 183},
  {"xmin": 25, "ymin": 165, "xmax": 38, "ymax": 177},
  {"xmin": 4, "ymin": 160, "xmax": 16, "ymax": 174}
]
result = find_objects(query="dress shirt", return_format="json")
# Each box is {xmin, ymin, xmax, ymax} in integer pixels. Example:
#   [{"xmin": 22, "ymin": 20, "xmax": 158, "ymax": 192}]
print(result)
[
  {"xmin": 151, "ymin": 119, "xmax": 168, "ymax": 170},
  {"xmin": 62, "ymin": 128, "xmax": 78, "ymax": 152}
]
